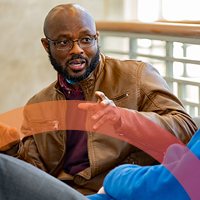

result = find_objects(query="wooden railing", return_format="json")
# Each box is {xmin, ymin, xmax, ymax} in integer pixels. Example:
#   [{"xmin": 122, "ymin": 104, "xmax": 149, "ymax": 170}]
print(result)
[
  {"xmin": 96, "ymin": 21, "xmax": 200, "ymax": 37},
  {"xmin": 95, "ymin": 21, "xmax": 200, "ymax": 117}
]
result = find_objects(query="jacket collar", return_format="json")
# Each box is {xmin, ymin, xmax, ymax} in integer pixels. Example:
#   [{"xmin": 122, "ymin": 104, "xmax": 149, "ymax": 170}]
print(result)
[{"xmin": 80, "ymin": 53, "xmax": 105, "ymax": 95}]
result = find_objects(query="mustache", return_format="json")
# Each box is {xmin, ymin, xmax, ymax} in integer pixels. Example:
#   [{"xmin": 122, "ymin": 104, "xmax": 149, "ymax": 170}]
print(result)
[{"xmin": 66, "ymin": 54, "xmax": 89, "ymax": 66}]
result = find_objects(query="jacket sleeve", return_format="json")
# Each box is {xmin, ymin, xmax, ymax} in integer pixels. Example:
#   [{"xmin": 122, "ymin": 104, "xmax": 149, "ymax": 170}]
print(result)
[
  {"xmin": 118, "ymin": 62, "xmax": 197, "ymax": 145},
  {"xmin": 12, "ymin": 104, "xmax": 49, "ymax": 172},
  {"xmin": 14, "ymin": 135, "xmax": 48, "ymax": 172}
]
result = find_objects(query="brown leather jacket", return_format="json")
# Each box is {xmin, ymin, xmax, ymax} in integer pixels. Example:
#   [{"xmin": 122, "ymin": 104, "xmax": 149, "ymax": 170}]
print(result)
[{"xmin": 15, "ymin": 53, "xmax": 197, "ymax": 195}]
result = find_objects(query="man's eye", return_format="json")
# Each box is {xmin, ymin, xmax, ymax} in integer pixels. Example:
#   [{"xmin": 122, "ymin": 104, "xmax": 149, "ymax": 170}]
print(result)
[
  {"xmin": 59, "ymin": 40, "xmax": 70, "ymax": 46},
  {"xmin": 81, "ymin": 37, "xmax": 92, "ymax": 43}
]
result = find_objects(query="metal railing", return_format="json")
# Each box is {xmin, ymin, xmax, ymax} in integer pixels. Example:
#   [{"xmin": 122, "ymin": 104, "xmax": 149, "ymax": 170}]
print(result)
[{"xmin": 96, "ymin": 21, "xmax": 200, "ymax": 117}]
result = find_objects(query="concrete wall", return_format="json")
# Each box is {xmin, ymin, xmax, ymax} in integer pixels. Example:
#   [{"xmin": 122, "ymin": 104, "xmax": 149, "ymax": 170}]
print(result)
[{"xmin": 0, "ymin": 0, "xmax": 125, "ymax": 114}]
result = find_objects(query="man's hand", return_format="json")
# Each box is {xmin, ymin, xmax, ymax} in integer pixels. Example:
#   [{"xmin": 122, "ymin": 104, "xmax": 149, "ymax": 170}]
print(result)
[
  {"xmin": 78, "ymin": 91, "xmax": 121, "ymax": 130},
  {"xmin": 0, "ymin": 122, "xmax": 20, "ymax": 151}
]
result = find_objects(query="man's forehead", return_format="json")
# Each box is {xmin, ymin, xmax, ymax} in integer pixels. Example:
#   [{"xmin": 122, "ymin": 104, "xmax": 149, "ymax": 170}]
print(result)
[{"xmin": 58, "ymin": 29, "xmax": 94, "ymax": 37}]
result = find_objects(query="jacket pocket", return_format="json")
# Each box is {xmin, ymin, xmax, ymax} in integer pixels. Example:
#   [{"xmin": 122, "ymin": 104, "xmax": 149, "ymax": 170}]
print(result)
[{"xmin": 29, "ymin": 119, "xmax": 59, "ymax": 134}]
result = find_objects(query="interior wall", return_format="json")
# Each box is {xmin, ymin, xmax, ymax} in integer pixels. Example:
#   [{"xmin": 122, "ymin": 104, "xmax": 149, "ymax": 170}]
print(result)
[{"xmin": 0, "ymin": 0, "xmax": 110, "ymax": 114}]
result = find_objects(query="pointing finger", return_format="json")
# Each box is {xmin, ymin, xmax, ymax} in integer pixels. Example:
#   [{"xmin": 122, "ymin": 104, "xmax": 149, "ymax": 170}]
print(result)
[{"xmin": 78, "ymin": 102, "xmax": 97, "ymax": 111}]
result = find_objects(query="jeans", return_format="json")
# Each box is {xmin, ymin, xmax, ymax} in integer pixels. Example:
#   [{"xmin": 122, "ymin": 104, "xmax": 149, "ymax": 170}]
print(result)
[{"xmin": 0, "ymin": 153, "xmax": 89, "ymax": 200}]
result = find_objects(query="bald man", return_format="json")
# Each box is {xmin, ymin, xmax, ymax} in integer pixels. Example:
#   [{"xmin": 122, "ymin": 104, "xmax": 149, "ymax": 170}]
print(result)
[{"xmin": 1, "ymin": 3, "xmax": 197, "ymax": 196}]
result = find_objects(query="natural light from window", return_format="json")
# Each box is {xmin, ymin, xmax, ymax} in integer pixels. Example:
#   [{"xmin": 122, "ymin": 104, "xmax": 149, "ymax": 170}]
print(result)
[
  {"xmin": 122, "ymin": 0, "xmax": 200, "ymax": 116},
  {"xmin": 136, "ymin": 0, "xmax": 200, "ymax": 22},
  {"xmin": 162, "ymin": 0, "xmax": 200, "ymax": 21},
  {"xmin": 137, "ymin": 0, "xmax": 160, "ymax": 22}
]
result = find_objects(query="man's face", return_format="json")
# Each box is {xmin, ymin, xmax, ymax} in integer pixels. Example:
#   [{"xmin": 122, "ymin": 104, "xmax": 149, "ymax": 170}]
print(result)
[
  {"xmin": 48, "ymin": 45, "xmax": 100, "ymax": 82},
  {"xmin": 44, "ymin": 9, "xmax": 100, "ymax": 82}
]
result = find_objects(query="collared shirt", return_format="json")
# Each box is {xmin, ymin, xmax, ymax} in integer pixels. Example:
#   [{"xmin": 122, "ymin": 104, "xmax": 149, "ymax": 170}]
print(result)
[
  {"xmin": 59, "ymin": 74, "xmax": 89, "ymax": 175},
  {"xmin": 59, "ymin": 74, "xmax": 83, "ymax": 98}
]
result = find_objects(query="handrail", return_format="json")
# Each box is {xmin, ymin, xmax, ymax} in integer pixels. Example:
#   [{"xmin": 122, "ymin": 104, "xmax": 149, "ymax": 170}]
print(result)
[
  {"xmin": 157, "ymin": 20, "xmax": 200, "ymax": 24},
  {"xmin": 95, "ymin": 21, "xmax": 200, "ymax": 38}
]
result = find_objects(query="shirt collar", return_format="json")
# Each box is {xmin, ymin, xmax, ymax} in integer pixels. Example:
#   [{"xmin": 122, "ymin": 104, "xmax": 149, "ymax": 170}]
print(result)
[{"xmin": 59, "ymin": 74, "xmax": 83, "ymax": 96}]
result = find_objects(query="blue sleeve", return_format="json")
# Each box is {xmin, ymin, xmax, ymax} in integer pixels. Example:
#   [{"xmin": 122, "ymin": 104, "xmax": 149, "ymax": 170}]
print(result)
[
  {"xmin": 102, "ymin": 129, "xmax": 200, "ymax": 200},
  {"xmin": 86, "ymin": 193, "xmax": 114, "ymax": 200},
  {"xmin": 88, "ymin": 129, "xmax": 200, "ymax": 200},
  {"xmin": 103, "ymin": 164, "xmax": 190, "ymax": 200}
]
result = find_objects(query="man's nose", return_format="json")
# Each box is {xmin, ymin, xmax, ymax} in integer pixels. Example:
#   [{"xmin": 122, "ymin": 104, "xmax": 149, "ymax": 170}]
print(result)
[{"xmin": 69, "ymin": 40, "xmax": 84, "ymax": 55}]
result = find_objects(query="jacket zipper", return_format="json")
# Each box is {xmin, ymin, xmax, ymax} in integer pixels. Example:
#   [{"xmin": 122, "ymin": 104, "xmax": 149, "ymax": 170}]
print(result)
[{"xmin": 112, "ymin": 93, "xmax": 129, "ymax": 102}]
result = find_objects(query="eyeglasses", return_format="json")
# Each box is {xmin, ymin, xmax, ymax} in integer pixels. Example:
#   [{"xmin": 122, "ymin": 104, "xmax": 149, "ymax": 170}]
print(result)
[{"xmin": 46, "ymin": 35, "xmax": 97, "ymax": 51}]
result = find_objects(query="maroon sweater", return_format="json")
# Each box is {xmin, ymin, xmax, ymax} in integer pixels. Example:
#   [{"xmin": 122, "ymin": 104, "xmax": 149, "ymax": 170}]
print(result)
[{"xmin": 59, "ymin": 75, "xmax": 90, "ymax": 175}]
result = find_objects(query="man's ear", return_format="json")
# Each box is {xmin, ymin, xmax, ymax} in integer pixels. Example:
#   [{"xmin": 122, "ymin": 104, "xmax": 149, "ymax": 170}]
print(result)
[
  {"xmin": 96, "ymin": 31, "xmax": 99, "ymax": 42},
  {"xmin": 41, "ymin": 38, "xmax": 49, "ymax": 53}
]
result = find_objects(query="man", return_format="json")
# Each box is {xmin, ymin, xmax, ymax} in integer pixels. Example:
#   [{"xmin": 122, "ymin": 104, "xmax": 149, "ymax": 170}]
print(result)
[{"xmin": 0, "ymin": 3, "xmax": 197, "ymax": 195}]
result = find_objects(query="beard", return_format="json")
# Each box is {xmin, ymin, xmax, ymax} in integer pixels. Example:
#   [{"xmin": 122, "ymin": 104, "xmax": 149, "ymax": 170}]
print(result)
[{"xmin": 48, "ymin": 46, "xmax": 100, "ymax": 83}]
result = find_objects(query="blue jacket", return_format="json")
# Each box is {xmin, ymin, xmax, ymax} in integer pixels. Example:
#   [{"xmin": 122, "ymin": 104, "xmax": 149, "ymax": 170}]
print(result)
[{"xmin": 87, "ymin": 129, "xmax": 200, "ymax": 200}]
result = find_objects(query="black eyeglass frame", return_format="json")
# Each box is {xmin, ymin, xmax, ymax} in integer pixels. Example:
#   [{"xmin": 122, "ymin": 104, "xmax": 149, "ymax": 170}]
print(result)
[{"xmin": 46, "ymin": 35, "xmax": 97, "ymax": 51}]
